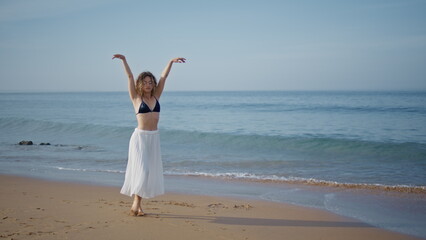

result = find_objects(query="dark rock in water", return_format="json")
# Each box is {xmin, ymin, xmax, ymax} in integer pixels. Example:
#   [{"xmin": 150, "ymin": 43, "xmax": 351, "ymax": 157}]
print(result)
[
  {"xmin": 19, "ymin": 141, "xmax": 33, "ymax": 145},
  {"xmin": 40, "ymin": 143, "xmax": 51, "ymax": 145}
]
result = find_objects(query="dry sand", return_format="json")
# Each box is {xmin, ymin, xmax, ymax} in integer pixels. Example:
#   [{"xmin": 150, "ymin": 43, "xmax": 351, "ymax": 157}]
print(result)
[{"xmin": 0, "ymin": 174, "xmax": 421, "ymax": 240}]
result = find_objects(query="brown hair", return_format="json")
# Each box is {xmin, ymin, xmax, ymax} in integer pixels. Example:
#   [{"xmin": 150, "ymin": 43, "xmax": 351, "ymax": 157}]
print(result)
[{"xmin": 136, "ymin": 71, "xmax": 157, "ymax": 97}]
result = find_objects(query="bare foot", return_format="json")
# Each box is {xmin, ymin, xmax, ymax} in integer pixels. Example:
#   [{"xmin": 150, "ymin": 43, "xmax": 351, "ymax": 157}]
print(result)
[
  {"xmin": 137, "ymin": 207, "xmax": 145, "ymax": 216},
  {"xmin": 129, "ymin": 209, "xmax": 138, "ymax": 216},
  {"xmin": 129, "ymin": 205, "xmax": 139, "ymax": 216},
  {"xmin": 137, "ymin": 210, "xmax": 145, "ymax": 216}
]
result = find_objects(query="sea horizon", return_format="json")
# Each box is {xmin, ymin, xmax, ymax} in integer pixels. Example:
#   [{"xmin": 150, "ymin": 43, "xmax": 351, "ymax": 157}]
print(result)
[{"xmin": 1, "ymin": 89, "xmax": 426, "ymax": 94}]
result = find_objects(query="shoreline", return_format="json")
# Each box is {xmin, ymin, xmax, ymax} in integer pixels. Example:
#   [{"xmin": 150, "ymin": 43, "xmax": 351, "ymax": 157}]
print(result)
[
  {"xmin": 0, "ymin": 174, "xmax": 423, "ymax": 240},
  {"xmin": 165, "ymin": 172, "xmax": 426, "ymax": 194},
  {"xmin": 2, "ymin": 171, "xmax": 426, "ymax": 238}
]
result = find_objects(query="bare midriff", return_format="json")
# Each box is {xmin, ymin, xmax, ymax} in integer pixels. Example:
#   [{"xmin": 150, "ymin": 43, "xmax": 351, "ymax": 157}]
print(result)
[{"xmin": 136, "ymin": 113, "xmax": 159, "ymax": 131}]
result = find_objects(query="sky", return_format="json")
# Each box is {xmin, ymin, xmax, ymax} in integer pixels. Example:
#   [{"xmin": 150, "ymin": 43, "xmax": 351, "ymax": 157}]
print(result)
[{"xmin": 0, "ymin": 0, "xmax": 425, "ymax": 92}]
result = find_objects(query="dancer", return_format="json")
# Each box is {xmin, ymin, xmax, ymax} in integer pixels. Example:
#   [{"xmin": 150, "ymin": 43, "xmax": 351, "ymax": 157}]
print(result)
[{"xmin": 113, "ymin": 54, "xmax": 186, "ymax": 216}]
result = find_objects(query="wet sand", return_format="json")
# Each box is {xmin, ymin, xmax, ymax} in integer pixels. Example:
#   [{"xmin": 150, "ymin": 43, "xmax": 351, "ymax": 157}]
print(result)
[{"xmin": 0, "ymin": 175, "xmax": 421, "ymax": 240}]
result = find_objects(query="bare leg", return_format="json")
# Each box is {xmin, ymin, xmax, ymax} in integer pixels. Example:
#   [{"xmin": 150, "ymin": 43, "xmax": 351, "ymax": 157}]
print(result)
[
  {"xmin": 131, "ymin": 194, "xmax": 140, "ymax": 210},
  {"xmin": 130, "ymin": 195, "xmax": 144, "ymax": 216}
]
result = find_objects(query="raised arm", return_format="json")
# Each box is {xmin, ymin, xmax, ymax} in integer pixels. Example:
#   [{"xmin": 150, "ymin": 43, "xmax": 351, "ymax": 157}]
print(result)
[
  {"xmin": 154, "ymin": 57, "xmax": 186, "ymax": 99},
  {"xmin": 112, "ymin": 54, "xmax": 138, "ymax": 100}
]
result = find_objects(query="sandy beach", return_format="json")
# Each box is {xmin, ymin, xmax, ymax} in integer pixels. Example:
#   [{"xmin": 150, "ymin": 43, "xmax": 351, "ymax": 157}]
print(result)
[{"xmin": 0, "ymin": 175, "xmax": 421, "ymax": 240}]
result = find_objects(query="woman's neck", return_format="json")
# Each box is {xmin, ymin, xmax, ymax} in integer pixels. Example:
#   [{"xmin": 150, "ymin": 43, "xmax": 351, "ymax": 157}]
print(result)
[{"xmin": 142, "ymin": 93, "xmax": 152, "ymax": 99}]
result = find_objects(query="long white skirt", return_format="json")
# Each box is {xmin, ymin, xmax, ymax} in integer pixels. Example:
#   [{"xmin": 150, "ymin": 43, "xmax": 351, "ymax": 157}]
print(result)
[{"xmin": 120, "ymin": 128, "xmax": 164, "ymax": 198}]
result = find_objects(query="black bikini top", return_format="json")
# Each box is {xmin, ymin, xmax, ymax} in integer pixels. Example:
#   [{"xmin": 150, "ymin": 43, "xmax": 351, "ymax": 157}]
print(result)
[{"xmin": 137, "ymin": 97, "xmax": 160, "ymax": 114}]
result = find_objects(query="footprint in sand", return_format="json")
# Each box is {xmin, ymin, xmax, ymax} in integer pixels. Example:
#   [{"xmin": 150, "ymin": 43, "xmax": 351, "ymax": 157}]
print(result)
[
  {"xmin": 208, "ymin": 203, "xmax": 228, "ymax": 209},
  {"xmin": 233, "ymin": 204, "xmax": 253, "ymax": 210},
  {"xmin": 167, "ymin": 201, "xmax": 195, "ymax": 208}
]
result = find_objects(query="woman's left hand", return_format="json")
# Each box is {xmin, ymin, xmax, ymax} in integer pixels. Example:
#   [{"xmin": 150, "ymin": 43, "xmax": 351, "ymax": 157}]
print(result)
[
  {"xmin": 171, "ymin": 58, "xmax": 186, "ymax": 63},
  {"xmin": 112, "ymin": 54, "xmax": 126, "ymax": 60}
]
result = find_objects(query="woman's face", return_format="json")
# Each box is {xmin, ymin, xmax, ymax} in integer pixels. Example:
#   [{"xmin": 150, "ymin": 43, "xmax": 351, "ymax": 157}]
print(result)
[{"xmin": 142, "ymin": 76, "xmax": 154, "ymax": 93}]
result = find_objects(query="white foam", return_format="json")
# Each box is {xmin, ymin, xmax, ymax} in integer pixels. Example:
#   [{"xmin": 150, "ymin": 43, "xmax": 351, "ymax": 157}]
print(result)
[
  {"xmin": 163, "ymin": 171, "xmax": 426, "ymax": 193},
  {"xmin": 54, "ymin": 166, "xmax": 125, "ymax": 174}
]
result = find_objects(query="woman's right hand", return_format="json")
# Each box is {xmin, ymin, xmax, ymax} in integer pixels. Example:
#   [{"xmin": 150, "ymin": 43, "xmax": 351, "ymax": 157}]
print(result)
[{"xmin": 112, "ymin": 54, "xmax": 126, "ymax": 60}]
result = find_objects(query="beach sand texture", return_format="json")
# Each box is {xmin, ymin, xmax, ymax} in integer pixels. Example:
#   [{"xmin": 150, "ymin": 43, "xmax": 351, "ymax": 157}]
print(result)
[{"xmin": 0, "ymin": 175, "xmax": 421, "ymax": 240}]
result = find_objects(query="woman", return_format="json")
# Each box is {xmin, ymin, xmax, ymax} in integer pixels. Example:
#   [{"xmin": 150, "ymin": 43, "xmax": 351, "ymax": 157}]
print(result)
[{"xmin": 112, "ymin": 54, "xmax": 186, "ymax": 216}]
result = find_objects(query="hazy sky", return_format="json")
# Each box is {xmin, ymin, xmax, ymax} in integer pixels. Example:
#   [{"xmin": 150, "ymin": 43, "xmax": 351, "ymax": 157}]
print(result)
[{"xmin": 0, "ymin": 0, "xmax": 425, "ymax": 92}]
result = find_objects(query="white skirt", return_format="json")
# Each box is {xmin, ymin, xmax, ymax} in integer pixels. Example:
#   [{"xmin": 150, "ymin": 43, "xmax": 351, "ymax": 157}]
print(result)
[{"xmin": 120, "ymin": 128, "xmax": 164, "ymax": 198}]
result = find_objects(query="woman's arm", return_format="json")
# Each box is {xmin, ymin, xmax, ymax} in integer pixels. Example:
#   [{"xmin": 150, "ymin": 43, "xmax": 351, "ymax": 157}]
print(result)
[
  {"xmin": 154, "ymin": 57, "xmax": 186, "ymax": 99},
  {"xmin": 112, "ymin": 54, "xmax": 138, "ymax": 100}
]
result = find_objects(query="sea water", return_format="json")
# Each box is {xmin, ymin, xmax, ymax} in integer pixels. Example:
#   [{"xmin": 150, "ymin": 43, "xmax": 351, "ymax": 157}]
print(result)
[{"xmin": 0, "ymin": 91, "xmax": 425, "ymax": 237}]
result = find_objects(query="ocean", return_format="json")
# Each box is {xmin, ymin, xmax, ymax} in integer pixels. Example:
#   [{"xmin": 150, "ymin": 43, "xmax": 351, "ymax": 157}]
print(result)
[{"xmin": 0, "ymin": 91, "xmax": 425, "ymax": 237}]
